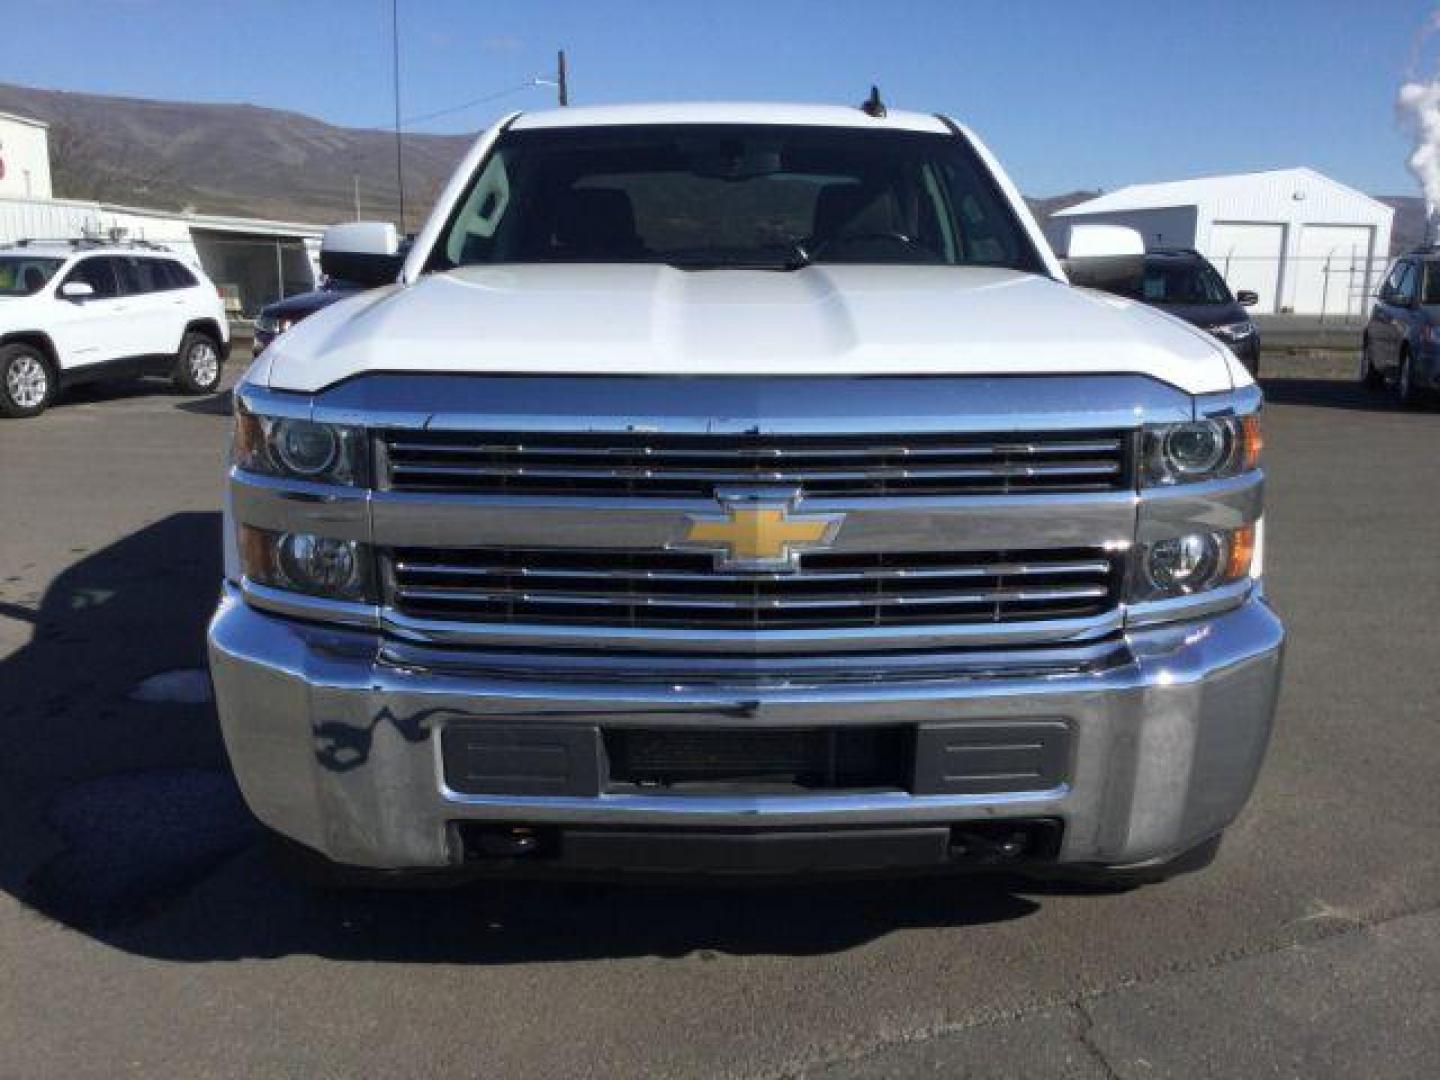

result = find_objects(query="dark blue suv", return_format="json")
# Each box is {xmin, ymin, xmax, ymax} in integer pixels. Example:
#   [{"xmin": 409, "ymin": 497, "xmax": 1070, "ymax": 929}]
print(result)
[{"xmin": 1363, "ymin": 253, "xmax": 1440, "ymax": 406}]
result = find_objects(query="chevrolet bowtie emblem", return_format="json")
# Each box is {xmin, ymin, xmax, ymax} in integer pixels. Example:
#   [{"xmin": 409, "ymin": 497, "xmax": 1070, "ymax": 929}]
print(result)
[{"xmin": 674, "ymin": 489, "xmax": 844, "ymax": 572}]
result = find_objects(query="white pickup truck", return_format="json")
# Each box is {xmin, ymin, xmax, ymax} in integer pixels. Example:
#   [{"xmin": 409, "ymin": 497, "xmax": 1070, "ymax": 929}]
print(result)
[{"xmin": 210, "ymin": 102, "xmax": 1283, "ymax": 886}]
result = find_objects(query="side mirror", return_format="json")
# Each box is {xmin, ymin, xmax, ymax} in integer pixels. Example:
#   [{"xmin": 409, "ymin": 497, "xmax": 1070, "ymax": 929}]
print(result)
[
  {"xmin": 1236, "ymin": 290, "xmax": 1259, "ymax": 307},
  {"xmin": 59, "ymin": 281, "xmax": 95, "ymax": 301},
  {"xmin": 319, "ymin": 222, "xmax": 402, "ymax": 288},
  {"xmin": 1052, "ymin": 223, "xmax": 1146, "ymax": 293}
]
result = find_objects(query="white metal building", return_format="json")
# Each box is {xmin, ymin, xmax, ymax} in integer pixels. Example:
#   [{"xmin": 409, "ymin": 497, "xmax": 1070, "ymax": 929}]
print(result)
[
  {"xmin": 0, "ymin": 111, "xmax": 54, "ymax": 200},
  {"xmin": 0, "ymin": 110, "xmax": 324, "ymax": 317},
  {"xmin": 1053, "ymin": 168, "xmax": 1394, "ymax": 316}
]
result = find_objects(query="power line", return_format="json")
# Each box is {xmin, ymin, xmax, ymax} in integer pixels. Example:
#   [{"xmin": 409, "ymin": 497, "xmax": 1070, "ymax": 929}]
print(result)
[{"xmin": 402, "ymin": 78, "xmax": 554, "ymax": 127}]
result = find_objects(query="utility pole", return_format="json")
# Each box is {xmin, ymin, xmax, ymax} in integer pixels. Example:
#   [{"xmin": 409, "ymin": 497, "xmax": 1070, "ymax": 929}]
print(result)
[
  {"xmin": 557, "ymin": 49, "xmax": 569, "ymax": 106},
  {"xmin": 391, "ymin": 0, "xmax": 406, "ymax": 232},
  {"xmin": 353, "ymin": 175, "xmax": 362, "ymax": 221}
]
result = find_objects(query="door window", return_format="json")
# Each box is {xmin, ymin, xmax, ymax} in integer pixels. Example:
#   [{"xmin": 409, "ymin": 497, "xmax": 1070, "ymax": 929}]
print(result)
[
  {"xmin": 159, "ymin": 260, "xmax": 199, "ymax": 289},
  {"xmin": 114, "ymin": 257, "xmax": 161, "ymax": 295},
  {"xmin": 62, "ymin": 257, "xmax": 120, "ymax": 298},
  {"xmin": 1396, "ymin": 262, "xmax": 1419, "ymax": 305}
]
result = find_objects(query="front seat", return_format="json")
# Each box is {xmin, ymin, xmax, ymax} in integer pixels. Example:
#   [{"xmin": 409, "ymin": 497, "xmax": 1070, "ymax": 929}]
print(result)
[{"xmin": 553, "ymin": 187, "xmax": 644, "ymax": 259}]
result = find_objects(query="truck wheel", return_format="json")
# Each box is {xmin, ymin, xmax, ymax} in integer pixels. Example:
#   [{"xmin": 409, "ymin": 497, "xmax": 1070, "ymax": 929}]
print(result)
[
  {"xmin": 0, "ymin": 343, "xmax": 56, "ymax": 418},
  {"xmin": 172, "ymin": 331, "xmax": 224, "ymax": 395},
  {"xmin": 1360, "ymin": 340, "xmax": 1384, "ymax": 390},
  {"xmin": 1030, "ymin": 832, "xmax": 1224, "ymax": 893},
  {"xmin": 261, "ymin": 829, "xmax": 473, "ymax": 891}
]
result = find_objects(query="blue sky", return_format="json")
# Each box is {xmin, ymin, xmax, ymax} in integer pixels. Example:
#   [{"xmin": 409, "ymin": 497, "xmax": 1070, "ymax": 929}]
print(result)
[{"xmin": 5, "ymin": 0, "xmax": 1437, "ymax": 196}]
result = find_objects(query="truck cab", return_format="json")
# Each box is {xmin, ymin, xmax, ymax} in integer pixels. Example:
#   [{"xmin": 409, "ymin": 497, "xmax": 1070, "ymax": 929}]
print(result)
[{"xmin": 210, "ymin": 102, "xmax": 1282, "ymax": 885}]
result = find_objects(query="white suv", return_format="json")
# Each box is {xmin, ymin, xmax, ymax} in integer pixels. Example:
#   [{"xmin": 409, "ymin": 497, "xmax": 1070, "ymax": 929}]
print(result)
[{"xmin": 0, "ymin": 241, "xmax": 231, "ymax": 418}]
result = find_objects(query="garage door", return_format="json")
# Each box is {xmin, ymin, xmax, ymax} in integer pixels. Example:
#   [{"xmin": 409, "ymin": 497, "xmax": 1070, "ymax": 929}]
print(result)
[
  {"xmin": 1290, "ymin": 224, "xmax": 1374, "ymax": 318},
  {"xmin": 1208, "ymin": 222, "xmax": 1285, "ymax": 313}
]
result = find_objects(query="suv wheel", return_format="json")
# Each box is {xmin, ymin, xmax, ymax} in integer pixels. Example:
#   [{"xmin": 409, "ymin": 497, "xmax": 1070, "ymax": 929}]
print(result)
[
  {"xmin": 172, "ymin": 332, "xmax": 223, "ymax": 395},
  {"xmin": 1361, "ymin": 339, "xmax": 1384, "ymax": 390},
  {"xmin": 1396, "ymin": 350, "xmax": 1421, "ymax": 408},
  {"xmin": 0, "ymin": 344, "xmax": 56, "ymax": 418}
]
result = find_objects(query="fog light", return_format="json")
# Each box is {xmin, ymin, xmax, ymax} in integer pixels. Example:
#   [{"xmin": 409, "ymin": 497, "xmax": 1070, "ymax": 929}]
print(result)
[
  {"xmin": 277, "ymin": 533, "xmax": 360, "ymax": 595},
  {"xmin": 1146, "ymin": 533, "xmax": 1222, "ymax": 594},
  {"xmin": 238, "ymin": 525, "xmax": 371, "ymax": 601}
]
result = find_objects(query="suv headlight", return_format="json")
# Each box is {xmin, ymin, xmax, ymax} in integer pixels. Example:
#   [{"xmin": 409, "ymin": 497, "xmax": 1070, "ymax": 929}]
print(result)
[
  {"xmin": 254, "ymin": 312, "xmax": 294, "ymax": 335},
  {"xmin": 1141, "ymin": 414, "xmax": 1262, "ymax": 486},
  {"xmin": 234, "ymin": 405, "xmax": 367, "ymax": 486},
  {"xmin": 1130, "ymin": 524, "xmax": 1257, "ymax": 603}
]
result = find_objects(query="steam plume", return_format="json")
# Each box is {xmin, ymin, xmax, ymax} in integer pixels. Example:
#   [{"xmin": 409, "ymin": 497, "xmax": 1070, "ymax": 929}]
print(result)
[{"xmin": 1399, "ymin": 11, "xmax": 1440, "ymax": 231}]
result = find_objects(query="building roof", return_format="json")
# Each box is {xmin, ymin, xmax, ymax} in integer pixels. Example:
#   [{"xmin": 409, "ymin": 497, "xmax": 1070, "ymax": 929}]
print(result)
[
  {"xmin": 1055, "ymin": 167, "xmax": 1391, "ymax": 218},
  {"xmin": 0, "ymin": 110, "xmax": 49, "ymax": 130},
  {"xmin": 510, "ymin": 101, "xmax": 950, "ymax": 134}
]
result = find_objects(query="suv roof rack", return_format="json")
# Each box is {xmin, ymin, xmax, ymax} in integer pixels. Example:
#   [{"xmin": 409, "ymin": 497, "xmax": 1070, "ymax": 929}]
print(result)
[{"xmin": 1, "ymin": 237, "xmax": 173, "ymax": 253}]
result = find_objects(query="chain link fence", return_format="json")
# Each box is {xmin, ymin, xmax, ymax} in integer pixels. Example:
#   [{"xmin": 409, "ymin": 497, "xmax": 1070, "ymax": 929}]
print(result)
[
  {"xmin": 1208, "ymin": 251, "xmax": 1389, "ymax": 325},
  {"xmin": 189, "ymin": 233, "xmax": 317, "ymax": 321}
]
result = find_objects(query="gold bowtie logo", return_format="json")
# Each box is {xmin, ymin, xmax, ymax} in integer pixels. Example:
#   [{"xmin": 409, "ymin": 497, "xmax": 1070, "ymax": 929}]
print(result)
[{"xmin": 676, "ymin": 492, "xmax": 844, "ymax": 572}]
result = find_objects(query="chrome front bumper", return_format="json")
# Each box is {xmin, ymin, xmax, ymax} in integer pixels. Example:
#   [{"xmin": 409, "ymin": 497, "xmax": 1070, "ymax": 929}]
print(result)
[{"xmin": 208, "ymin": 583, "xmax": 1284, "ymax": 872}]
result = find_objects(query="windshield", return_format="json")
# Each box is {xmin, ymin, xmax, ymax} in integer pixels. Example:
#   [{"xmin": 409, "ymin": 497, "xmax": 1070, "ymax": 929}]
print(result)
[
  {"xmin": 430, "ymin": 124, "xmax": 1044, "ymax": 272},
  {"xmin": 1138, "ymin": 259, "xmax": 1233, "ymax": 305},
  {"xmin": 0, "ymin": 256, "xmax": 64, "ymax": 297}
]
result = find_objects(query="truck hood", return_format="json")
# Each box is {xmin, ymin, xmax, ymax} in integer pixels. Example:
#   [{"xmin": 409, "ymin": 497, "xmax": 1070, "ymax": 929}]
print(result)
[{"xmin": 260, "ymin": 264, "xmax": 1238, "ymax": 395}]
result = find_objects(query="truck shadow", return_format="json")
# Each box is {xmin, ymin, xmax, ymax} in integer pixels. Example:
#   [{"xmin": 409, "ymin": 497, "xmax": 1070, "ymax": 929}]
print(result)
[{"xmin": 0, "ymin": 513, "xmax": 1055, "ymax": 965}]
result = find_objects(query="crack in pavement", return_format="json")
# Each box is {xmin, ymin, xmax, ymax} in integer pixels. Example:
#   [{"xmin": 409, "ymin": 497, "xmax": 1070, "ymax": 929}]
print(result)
[
  {"xmin": 1072, "ymin": 1001, "xmax": 1121, "ymax": 1080},
  {"xmin": 771, "ymin": 894, "xmax": 1440, "ymax": 1080}
]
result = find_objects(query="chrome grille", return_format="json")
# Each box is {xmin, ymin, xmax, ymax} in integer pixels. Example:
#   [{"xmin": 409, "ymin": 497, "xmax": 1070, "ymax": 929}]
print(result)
[
  {"xmin": 380, "ymin": 430, "xmax": 1132, "ymax": 498},
  {"xmin": 385, "ymin": 548, "xmax": 1123, "ymax": 630}
]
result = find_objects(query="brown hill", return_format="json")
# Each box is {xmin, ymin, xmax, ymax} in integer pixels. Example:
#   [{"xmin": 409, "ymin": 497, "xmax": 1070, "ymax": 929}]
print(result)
[{"xmin": 0, "ymin": 82, "xmax": 471, "ymax": 230}]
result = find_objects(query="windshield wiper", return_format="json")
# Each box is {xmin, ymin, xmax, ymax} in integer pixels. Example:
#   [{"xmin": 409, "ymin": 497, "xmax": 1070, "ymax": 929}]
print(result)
[{"xmin": 666, "ymin": 243, "xmax": 812, "ymax": 273}]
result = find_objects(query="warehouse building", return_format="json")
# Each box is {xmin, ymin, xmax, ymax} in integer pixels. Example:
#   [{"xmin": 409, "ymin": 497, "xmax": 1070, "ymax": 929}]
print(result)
[
  {"xmin": 1053, "ymin": 168, "xmax": 1394, "ymax": 317},
  {"xmin": 0, "ymin": 110, "xmax": 53, "ymax": 200},
  {"xmin": 0, "ymin": 109, "xmax": 323, "ymax": 317}
]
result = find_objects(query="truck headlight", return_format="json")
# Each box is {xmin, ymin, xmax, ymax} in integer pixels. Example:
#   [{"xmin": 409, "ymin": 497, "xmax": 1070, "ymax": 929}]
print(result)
[
  {"xmin": 239, "ymin": 526, "xmax": 373, "ymax": 602},
  {"xmin": 234, "ymin": 405, "xmax": 367, "ymax": 486},
  {"xmin": 1132, "ymin": 525, "xmax": 1256, "ymax": 602},
  {"xmin": 1142, "ymin": 415, "xmax": 1261, "ymax": 486}
]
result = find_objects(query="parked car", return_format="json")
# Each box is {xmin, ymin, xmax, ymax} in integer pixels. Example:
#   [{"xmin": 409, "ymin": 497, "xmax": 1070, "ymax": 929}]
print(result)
[
  {"xmin": 252, "ymin": 280, "xmax": 360, "ymax": 356},
  {"xmin": 210, "ymin": 101, "xmax": 1281, "ymax": 889},
  {"xmin": 1092, "ymin": 248, "xmax": 1261, "ymax": 375},
  {"xmin": 1362, "ymin": 251, "xmax": 1439, "ymax": 406},
  {"xmin": 0, "ymin": 240, "xmax": 230, "ymax": 418},
  {"xmin": 252, "ymin": 233, "xmax": 409, "ymax": 355}
]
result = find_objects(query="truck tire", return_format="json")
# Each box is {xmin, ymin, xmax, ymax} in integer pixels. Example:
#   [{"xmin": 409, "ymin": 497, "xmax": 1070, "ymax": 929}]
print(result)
[
  {"xmin": 1030, "ymin": 832, "xmax": 1224, "ymax": 893},
  {"xmin": 172, "ymin": 331, "xmax": 224, "ymax": 395},
  {"xmin": 261, "ymin": 829, "xmax": 473, "ymax": 891},
  {"xmin": 0, "ymin": 343, "xmax": 57, "ymax": 418}
]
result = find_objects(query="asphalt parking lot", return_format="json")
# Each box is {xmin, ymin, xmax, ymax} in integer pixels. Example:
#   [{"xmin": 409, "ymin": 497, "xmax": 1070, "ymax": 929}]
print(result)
[{"xmin": 0, "ymin": 359, "xmax": 1437, "ymax": 1079}]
